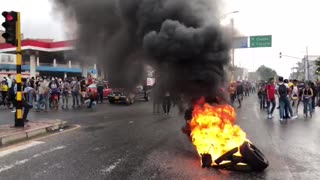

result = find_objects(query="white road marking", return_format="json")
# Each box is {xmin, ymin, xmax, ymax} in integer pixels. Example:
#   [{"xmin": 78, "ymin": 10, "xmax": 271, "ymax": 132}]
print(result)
[
  {"xmin": 101, "ymin": 159, "xmax": 122, "ymax": 174},
  {"xmin": 129, "ymin": 121, "xmax": 134, "ymax": 124},
  {"xmin": 0, "ymin": 141, "xmax": 45, "ymax": 158},
  {"xmin": 0, "ymin": 145, "xmax": 66, "ymax": 173}
]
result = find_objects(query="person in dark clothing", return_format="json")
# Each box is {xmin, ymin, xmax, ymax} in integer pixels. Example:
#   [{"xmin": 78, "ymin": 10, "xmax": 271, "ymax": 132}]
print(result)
[
  {"xmin": 258, "ymin": 84, "xmax": 267, "ymax": 109},
  {"xmin": 14, "ymin": 79, "xmax": 32, "ymax": 124},
  {"xmin": 80, "ymin": 77, "xmax": 87, "ymax": 104},
  {"xmin": 97, "ymin": 81, "xmax": 104, "ymax": 103},
  {"xmin": 29, "ymin": 77, "xmax": 35, "ymax": 88},
  {"xmin": 310, "ymin": 82, "xmax": 317, "ymax": 111},
  {"xmin": 244, "ymin": 82, "xmax": 250, "ymax": 96},
  {"xmin": 162, "ymin": 90, "xmax": 171, "ymax": 115},
  {"xmin": 236, "ymin": 81, "xmax": 244, "ymax": 108}
]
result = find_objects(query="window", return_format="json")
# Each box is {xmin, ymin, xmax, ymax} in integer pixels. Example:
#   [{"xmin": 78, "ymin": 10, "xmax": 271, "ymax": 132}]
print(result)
[
  {"xmin": 8, "ymin": 56, "xmax": 14, "ymax": 63},
  {"xmin": 1, "ymin": 55, "xmax": 8, "ymax": 63}
]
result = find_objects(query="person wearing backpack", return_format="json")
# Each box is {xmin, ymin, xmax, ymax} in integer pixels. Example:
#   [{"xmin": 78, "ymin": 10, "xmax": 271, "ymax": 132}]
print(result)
[
  {"xmin": 71, "ymin": 77, "xmax": 80, "ymax": 108},
  {"xmin": 277, "ymin": 76, "xmax": 297, "ymax": 122}
]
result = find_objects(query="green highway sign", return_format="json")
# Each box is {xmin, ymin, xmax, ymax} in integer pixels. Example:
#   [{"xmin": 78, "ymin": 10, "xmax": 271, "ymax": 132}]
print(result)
[{"xmin": 250, "ymin": 35, "xmax": 272, "ymax": 48}]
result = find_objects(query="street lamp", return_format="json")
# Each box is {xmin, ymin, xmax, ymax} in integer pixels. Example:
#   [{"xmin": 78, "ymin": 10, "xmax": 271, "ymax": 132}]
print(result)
[
  {"xmin": 219, "ymin": 11, "xmax": 239, "ymax": 81},
  {"xmin": 219, "ymin": 11, "xmax": 239, "ymax": 20}
]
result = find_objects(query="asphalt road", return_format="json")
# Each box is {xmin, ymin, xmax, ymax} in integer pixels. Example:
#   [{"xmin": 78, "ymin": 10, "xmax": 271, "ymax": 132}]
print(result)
[{"xmin": 0, "ymin": 95, "xmax": 319, "ymax": 180}]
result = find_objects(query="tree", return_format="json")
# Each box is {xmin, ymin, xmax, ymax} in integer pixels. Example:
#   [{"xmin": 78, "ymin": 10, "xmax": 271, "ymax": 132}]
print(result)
[
  {"xmin": 256, "ymin": 65, "xmax": 278, "ymax": 81},
  {"xmin": 315, "ymin": 57, "xmax": 320, "ymax": 75}
]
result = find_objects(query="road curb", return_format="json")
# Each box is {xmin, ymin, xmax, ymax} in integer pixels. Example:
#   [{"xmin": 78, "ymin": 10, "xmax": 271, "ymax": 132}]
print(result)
[{"xmin": 0, "ymin": 120, "xmax": 67, "ymax": 146}]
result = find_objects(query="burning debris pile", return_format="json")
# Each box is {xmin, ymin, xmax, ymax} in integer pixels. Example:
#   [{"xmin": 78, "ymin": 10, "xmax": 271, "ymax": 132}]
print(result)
[
  {"xmin": 53, "ymin": 0, "xmax": 269, "ymax": 172},
  {"xmin": 184, "ymin": 98, "xmax": 269, "ymax": 171}
]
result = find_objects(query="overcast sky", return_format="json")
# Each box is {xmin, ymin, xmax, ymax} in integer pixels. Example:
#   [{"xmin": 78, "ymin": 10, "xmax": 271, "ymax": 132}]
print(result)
[{"xmin": 1, "ymin": 0, "xmax": 319, "ymax": 78}]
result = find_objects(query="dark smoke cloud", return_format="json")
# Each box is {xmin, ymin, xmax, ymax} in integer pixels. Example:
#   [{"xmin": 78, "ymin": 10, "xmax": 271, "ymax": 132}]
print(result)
[{"xmin": 52, "ymin": 0, "xmax": 232, "ymax": 101}]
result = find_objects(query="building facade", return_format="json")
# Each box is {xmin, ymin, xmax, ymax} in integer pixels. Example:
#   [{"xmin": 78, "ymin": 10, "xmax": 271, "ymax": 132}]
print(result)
[
  {"xmin": 0, "ymin": 39, "xmax": 98, "ymax": 79},
  {"xmin": 291, "ymin": 55, "xmax": 319, "ymax": 81}
]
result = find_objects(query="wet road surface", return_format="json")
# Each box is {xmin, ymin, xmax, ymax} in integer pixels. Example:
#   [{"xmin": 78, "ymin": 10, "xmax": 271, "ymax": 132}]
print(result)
[{"xmin": 0, "ymin": 95, "xmax": 319, "ymax": 180}]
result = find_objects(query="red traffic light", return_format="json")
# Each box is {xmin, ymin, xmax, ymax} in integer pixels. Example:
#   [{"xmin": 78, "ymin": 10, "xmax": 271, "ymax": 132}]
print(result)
[
  {"xmin": 2, "ymin": 11, "xmax": 17, "ymax": 21},
  {"xmin": 6, "ymin": 14, "xmax": 14, "ymax": 21}
]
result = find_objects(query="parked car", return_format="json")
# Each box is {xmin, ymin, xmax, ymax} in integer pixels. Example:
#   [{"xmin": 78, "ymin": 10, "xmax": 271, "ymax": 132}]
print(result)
[
  {"xmin": 86, "ymin": 82, "xmax": 112, "ymax": 100},
  {"xmin": 108, "ymin": 85, "xmax": 150, "ymax": 105}
]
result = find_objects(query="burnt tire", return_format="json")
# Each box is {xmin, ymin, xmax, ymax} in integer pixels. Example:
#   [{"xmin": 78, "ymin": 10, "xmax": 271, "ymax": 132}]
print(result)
[{"xmin": 240, "ymin": 141, "xmax": 269, "ymax": 171}]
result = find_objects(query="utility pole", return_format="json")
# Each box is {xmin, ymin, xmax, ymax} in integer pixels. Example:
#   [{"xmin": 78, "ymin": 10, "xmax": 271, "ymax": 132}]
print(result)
[
  {"xmin": 231, "ymin": 18, "xmax": 235, "ymax": 82},
  {"xmin": 1, "ymin": 11, "xmax": 23, "ymax": 127},
  {"xmin": 305, "ymin": 46, "xmax": 309, "ymax": 81}
]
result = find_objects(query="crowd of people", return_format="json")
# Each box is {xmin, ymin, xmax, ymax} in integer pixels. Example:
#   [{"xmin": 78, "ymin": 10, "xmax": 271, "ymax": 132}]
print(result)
[
  {"xmin": 228, "ymin": 80, "xmax": 255, "ymax": 108},
  {"xmin": 257, "ymin": 77, "xmax": 319, "ymax": 121},
  {"xmin": 229, "ymin": 77, "xmax": 320, "ymax": 122},
  {"xmin": 0, "ymin": 74, "xmax": 106, "ymax": 122}
]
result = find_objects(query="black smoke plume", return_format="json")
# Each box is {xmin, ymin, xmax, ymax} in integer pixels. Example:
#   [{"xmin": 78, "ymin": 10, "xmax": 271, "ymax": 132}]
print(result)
[{"xmin": 52, "ymin": 0, "xmax": 232, "ymax": 102}]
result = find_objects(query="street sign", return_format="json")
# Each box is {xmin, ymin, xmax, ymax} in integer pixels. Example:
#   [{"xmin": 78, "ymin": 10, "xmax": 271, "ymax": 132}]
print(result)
[
  {"xmin": 250, "ymin": 35, "xmax": 272, "ymax": 48},
  {"xmin": 233, "ymin": 37, "xmax": 248, "ymax": 49}
]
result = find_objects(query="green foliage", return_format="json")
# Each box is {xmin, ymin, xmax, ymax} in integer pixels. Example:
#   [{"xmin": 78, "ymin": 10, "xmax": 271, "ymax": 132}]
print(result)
[
  {"xmin": 315, "ymin": 58, "xmax": 320, "ymax": 75},
  {"xmin": 256, "ymin": 65, "xmax": 278, "ymax": 81}
]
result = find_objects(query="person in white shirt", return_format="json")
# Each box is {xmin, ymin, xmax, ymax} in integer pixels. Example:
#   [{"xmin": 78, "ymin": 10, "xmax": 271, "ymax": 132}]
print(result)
[
  {"xmin": 291, "ymin": 80, "xmax": 299, "ymax": 116},
  {"xmin": 7, "ymin": 74, "xmax": 12, "ymax": 88},
  {"xmin": 35, "ymin": 79, "xmax": 49, "ymax": 112}
]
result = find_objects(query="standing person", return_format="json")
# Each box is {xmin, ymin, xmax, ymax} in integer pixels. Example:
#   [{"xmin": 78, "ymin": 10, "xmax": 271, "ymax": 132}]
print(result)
[
  {"xmin": 61, "ymin": 78, "xmax": 70, "ymax": 109},
  {"xmin": 266, "ymin": 78, "xmax": 276, "ymax": 119},
  {"xmin": 23, "ymin": 81, "xmax": 35, "ymax": 107},
  {"xmin": 35, "ymin": 78, "xmax": 49, "ymax": 112},
  {"xmin": 6, "ymin": 74, "xmax": 12, "ymax": 90},
  {"xmin": 302, "ymin": 83, "xmax": 313, "ymax": 117},
  {"xmin": 283, "ymin": 79, "xmax": 291, "ymax": 119},
  {"xmin": 97, "ymin": 80, "xmax": 105, "ymax": 104},
  {"xmin": 310, "ymin": 82, "xmax": 317, "ymax": 111},
  {"xmin": 48, "ymin": 78, "xmax": 60, "ymax": 110},
  {"xmin": 71, "ymin": 77, "xmax": 80, "ymax": 108},
  {"xmin": 9, "ymin": 79, "xmax": 17, "ymax": 112},
  {"xmin": 1, "ymin": 79, "xmax": 9, "ymax": 106},
  {"xmin": 317, "ymin": 81, "xmax": 320, "ymax": 107},
  {"xmin": 14, "ymin": 79, "xmax": 33, "ymax": 123},
  {"xmin": 162, "ymin": 89, "xmax": 171, "ymax": 115},
  {"xmin": 254, "ymin": 81, "xmax": 257, "ymax": 93},
  {"xmin": 277, "ymin": 76, "xmax": 296, "ymax": 122},
  {"xmin": 236, "ymin": 81, "xmax": 244, "ymax": 108},
  {"xmin": 152, "ymin": 84, "xmax": 161, "ymax": 114},
  {"xmin": 291, "ymin": 80, "xmax": 300, "ymax": 116},
  {"xmin": 80, "ymin": 77, "xmax": 87, "ymax": 105},
  {"xmin": 229, "ymin": 82, "xmax": 237, "ymax": 106},
  {"xmin": 7, "ymin": 74, "xmax": 14, "ymax": 109},
  {"xmin": 258, "ymin": 83, "xmax": 267, "ymax": 110}
]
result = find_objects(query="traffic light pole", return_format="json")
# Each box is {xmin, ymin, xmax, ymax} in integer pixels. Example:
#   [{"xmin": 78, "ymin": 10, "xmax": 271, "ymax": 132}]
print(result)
[{"xmin": 15, "ymin": 12, "xmax": 23, "ymax": 127}]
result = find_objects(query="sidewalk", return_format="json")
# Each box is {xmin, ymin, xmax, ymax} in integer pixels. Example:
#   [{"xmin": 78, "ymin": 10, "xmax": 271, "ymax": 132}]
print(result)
[
  {"xmin": 0, "ymin": 119, "xmax": 66, "ymax": 146},
  {"xmin": 0, "ymin": 101, "xmax": 108, "ymax": 125}
]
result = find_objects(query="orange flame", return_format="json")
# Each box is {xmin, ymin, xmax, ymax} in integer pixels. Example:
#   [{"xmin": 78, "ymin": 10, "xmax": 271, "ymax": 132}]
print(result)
[{"xmin": 189, "ymin": 99, "xmax": 248, "ymax": 165}]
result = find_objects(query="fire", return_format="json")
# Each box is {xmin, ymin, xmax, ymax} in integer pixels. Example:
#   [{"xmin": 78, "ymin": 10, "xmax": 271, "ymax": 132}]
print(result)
[{"xmin": 189, "ymin": 100, "xmax": 248, "ymax": 165}]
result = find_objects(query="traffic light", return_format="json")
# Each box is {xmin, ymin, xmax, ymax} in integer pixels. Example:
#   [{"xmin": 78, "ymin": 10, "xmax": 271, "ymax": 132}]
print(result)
[
  {"xmin": 279, "ymin": 52, "xmax": 282, "ymax": 58},
  {"xmin": 1, "ymin": 11, "xmax": 18, "ymax": 46}
]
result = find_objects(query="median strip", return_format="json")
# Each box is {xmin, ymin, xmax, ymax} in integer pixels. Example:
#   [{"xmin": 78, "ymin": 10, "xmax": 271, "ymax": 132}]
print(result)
[{"xmin": 0, "ymin": 119, "xmax": 66, "ymax": 146}]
